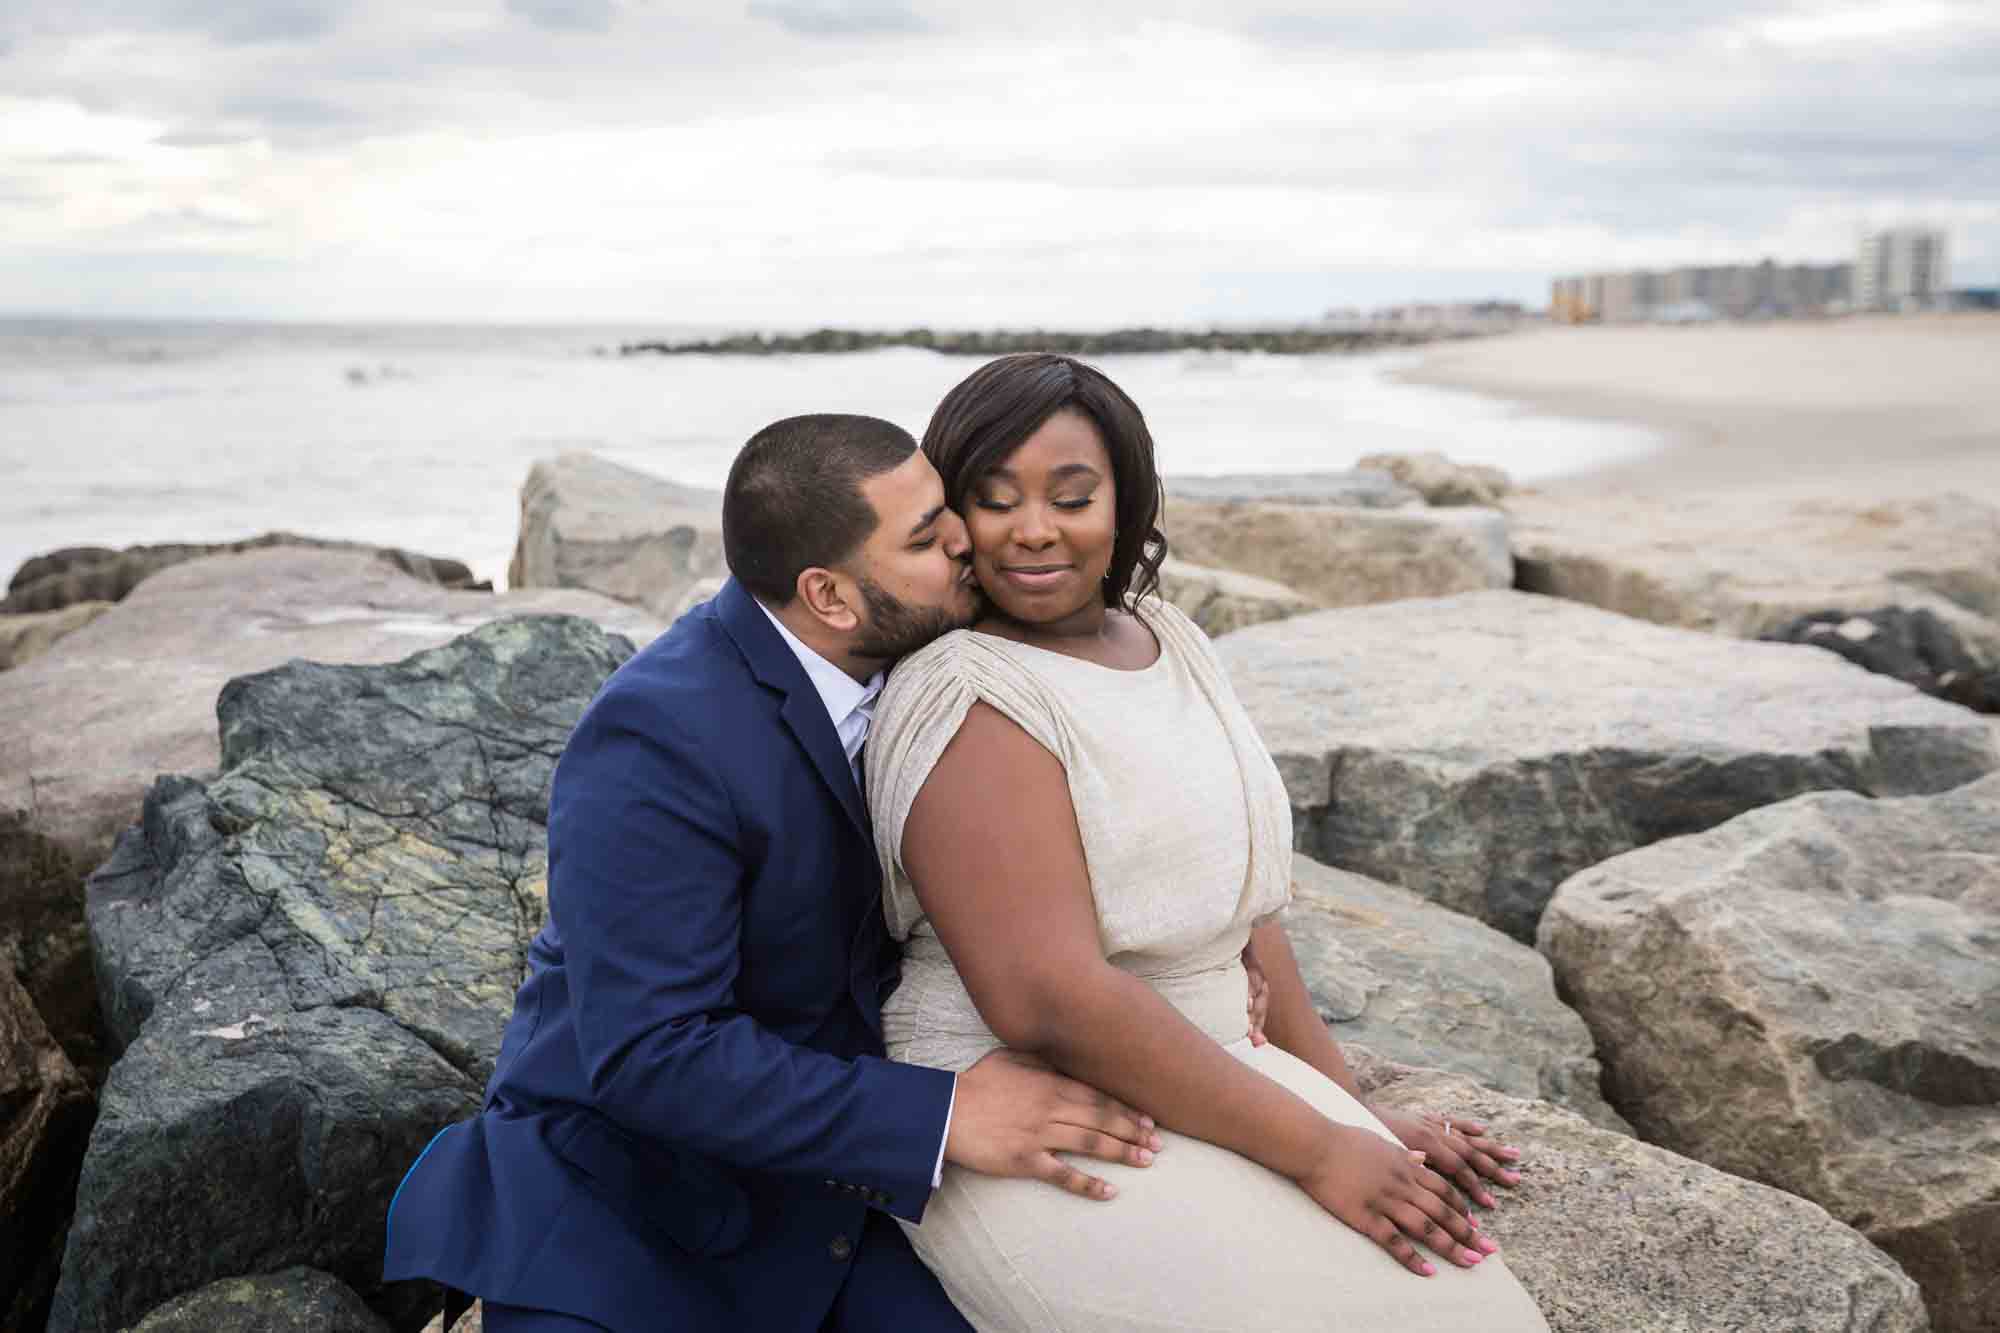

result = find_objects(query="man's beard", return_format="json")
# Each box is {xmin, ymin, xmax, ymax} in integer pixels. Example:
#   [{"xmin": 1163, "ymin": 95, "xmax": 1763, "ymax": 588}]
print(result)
[{"xmin": 850, "ymin": 575, "xmax": 979, "ymax": 661}]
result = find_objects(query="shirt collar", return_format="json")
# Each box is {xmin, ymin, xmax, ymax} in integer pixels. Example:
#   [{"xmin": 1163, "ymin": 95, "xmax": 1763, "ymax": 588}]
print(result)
[{"xmin": 755, "ymin": 599, "xmax": 884, "ymax": 728}]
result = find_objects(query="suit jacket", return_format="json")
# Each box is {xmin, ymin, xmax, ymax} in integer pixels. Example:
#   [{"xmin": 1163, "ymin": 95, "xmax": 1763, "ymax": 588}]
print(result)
[{"xmin": 384, "ymin": 578, "xmax": 956, "ymax": 1331}]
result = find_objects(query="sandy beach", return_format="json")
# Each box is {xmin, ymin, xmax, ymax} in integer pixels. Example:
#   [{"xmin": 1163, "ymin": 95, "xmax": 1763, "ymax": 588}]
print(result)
[{"xmin": 1403, "ymin": 314, "xmax": 2000, "ymax": 502}]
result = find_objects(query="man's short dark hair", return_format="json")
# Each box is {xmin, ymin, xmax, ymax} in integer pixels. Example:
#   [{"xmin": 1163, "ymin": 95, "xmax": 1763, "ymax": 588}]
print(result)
[{"xmin": 722, "ymin": 414, "xmax": 917, "ymax": 605}]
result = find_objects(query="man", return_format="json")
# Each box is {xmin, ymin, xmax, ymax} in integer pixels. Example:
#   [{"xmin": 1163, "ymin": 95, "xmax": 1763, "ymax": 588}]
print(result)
[{"xmin": 385, "ymin": 415, "xmax": 1162, "ymax": 1331}]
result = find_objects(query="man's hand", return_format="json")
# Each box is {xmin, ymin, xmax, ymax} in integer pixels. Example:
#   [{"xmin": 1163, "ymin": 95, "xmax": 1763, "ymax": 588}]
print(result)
[
  {"xmin": 1375, "ymin": 1110, "xmax": 1523, "ymax": 1210},
  {"xmin": 944, "ymin": 1049, "xmax": 1164, "ymax": 1200}
]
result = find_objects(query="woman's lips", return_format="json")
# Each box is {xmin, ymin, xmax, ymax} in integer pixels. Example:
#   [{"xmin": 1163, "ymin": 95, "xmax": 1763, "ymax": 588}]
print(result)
[{"xmin": 996, "ymin": 564, "xmax": 1072, "ymax": 592}]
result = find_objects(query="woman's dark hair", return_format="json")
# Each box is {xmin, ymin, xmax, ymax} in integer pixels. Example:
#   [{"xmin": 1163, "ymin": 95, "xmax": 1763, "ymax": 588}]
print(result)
[{"xmin": 920, "ymin": 353, "xmax": 1167, "ymax": 610}]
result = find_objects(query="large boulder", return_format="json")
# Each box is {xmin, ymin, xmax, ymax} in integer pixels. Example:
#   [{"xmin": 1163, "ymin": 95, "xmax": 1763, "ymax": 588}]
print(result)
[
  {"xmin": 126, "ymin": 1267, "xmax": 390, "ymax": 1333},
  {"xmin": 1, "ymin": 955, "xmax": 93, "ymax": 1332},
  {"xmin": 3, "ymin": 534, "xmax": 481, "ymax": 615},
  {"xmin": 507, "ymin": 452, "xmax": 725, "ymax": 619},
  {"xmin": 1539, "ymin": 774, "xmax": 2000, "ymax": 1333},
  {"xmin": 1154, "ymin": 558, "xmax": 1313, "ymax": 637},
  {"xmin": 1283, "ymin": 857, "xmax": 1625, "ymax": 1131},
  {"xmin": 0, "ymin": 602, "xmax": 114, "ymax": 671},
  {"xmin": 49, "ymin": 617, "xmax": 633, "ymax": 1333},
  {"xmin": 0, "ymin": 549, "xmax": 662, "ymax": 1080},
  {"xmin": 1509, "ymin": 488, "xmax": 2000, "ymax": 666},
  {"xmin": 1218, "ymin": 590, "xmax": 1999, "ymax": 941},
  {"xmin": 1280, "ymin": 856, "xmax": 1624, "ymax": 1128},
  {"xmin": 1165, "ymin": 501, "xmax": 1511, "ymax": 609},
  {"xmin": 1349, "ymin": 1049, "xmax": 1931, "ymax": 1333},
  {"xmin": 1356, "ymin": 450, "xmax": 1514, "ymax": 507}
]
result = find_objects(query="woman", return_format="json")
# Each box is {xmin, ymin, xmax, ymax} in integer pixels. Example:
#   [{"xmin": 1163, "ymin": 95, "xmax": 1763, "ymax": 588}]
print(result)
[{"xmin": 866, "ymin": 354, "xmax": 1550, "ymax": 1331}]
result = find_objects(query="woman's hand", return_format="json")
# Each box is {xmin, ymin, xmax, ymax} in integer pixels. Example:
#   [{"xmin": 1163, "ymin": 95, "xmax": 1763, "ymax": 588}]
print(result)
[
  {"xmin": 1295, "ymin": 1123, "xmax": 1498, "ymax": 1276},
  {"xmin": 1243, "ymin": 945, "xmax": 1271, "ymax": 1046},
  {"xmin": 1375, "ymin": 1110, "xmax": 1523, "ymax": 1210}
]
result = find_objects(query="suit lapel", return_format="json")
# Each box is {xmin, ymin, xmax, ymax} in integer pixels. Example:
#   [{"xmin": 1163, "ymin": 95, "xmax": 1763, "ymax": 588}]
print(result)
[{"xmin": 714, "ymin": 579, "xmax": 870, "ymax": 840}]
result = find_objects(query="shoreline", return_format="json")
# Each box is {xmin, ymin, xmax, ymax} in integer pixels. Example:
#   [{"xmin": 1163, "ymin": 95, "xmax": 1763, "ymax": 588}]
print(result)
[{"xmin": 1398, "ymin": 313, "xmax": 2000, "ymax": 502}]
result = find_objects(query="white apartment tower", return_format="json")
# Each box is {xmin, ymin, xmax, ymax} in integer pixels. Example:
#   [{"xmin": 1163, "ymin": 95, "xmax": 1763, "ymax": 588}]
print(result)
[{"xmin": 1856, "ymin": 226, "xmax": 1950, "ymax": 310}]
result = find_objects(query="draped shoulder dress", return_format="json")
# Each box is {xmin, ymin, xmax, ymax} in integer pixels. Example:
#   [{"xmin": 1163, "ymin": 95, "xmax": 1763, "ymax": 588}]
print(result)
[{"xmin": 865, "ymin": 598, "xmax": 1549, "ymax": 1333}]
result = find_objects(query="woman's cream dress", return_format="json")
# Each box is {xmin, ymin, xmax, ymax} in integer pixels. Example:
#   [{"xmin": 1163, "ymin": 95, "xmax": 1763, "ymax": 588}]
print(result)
[{"xmin": 867, "ymin": 599, "xmax": 1549, "ymax": 1333}]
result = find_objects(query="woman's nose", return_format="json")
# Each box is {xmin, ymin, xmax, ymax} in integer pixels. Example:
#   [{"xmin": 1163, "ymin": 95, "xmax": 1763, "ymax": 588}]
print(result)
[
  {"xmin": 939, "ymin": 508, "xmax": 971, "ymax": 559},
  {"xmin": 1012, "ymin": 505, "xmax": 1056, "ymax": 548}
]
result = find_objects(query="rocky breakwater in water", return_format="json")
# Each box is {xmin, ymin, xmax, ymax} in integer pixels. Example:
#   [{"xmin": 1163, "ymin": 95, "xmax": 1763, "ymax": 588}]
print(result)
[
  {"xmin": 507, "ymin": 452, "xmax": 727, "ymax": 620},
  {"xmin": 1282, "ymin": 857, "xmax": 1625, "ymax": 1132},
  {"xmin": 1539, "ymin": 774, "xmax": 2000, "ymax": 1333},
  {"xmin": 1216, "ymin": 589, "xmax": 1999, "ymax": 942},
  {"xmin": 1346, "ymin": 1048, "xmax": 1932, "ymax": 1333},
  {"xmin": 1506, "ymin": 487, "xmax": 2000, "ymax": 669},
  {"xmin": 1164, "ymin": 470, "xmax": 1513, "ymax": 611},
  {"xmin": 48, "ymin": 616, "xmax": 636, "ymax": 1333}
]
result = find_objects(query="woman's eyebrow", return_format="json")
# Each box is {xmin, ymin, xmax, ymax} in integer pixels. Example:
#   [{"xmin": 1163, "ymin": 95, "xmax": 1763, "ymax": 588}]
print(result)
[{"xmin": 985, "ymin": 462, "xmax": 1101, "ymax": 483}]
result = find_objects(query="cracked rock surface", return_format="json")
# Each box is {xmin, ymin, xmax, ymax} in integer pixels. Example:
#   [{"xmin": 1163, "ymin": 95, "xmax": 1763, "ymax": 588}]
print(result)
[
  {"xmin": 1349, "ymin": 1048, "xmax": 1932, "ymax": 1333},
  {"xmin": 1217, "ymin": 590, "xmax": 1999, "ymax": 941},
  {"xmin": 1539, "ymin": 773, "xmax": 2000, "ymax": 1333},
  {"xmin": 126, "ymin": 1266, "xmax": 390, "ymax": 1333},
  {"xmin": 48, "ymin": 616, "xmax": 633, "ymax": 1333},
  {"xmin": 1283, "ymin": 856, "xmax": 1626, "ymax": 1133}
]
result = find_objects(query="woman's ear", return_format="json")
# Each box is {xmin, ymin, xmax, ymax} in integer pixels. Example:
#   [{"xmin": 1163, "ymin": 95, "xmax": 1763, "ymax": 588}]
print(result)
[{"xmin": 795, "ymin": 566, "xmax": 861, "ymax": 633}]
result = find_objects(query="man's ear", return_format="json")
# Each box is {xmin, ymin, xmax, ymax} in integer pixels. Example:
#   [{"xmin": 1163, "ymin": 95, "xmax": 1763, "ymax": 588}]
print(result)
[{"xmin": 795, "ymin": 566, "xmax": 861, "ymax": 633}]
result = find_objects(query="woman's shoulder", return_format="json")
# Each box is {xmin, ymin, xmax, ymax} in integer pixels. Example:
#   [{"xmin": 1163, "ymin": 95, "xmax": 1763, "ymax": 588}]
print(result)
[
  {"xmin": 1132, "ymin": 594, "xmax": 1223, "ymax": 664},
  {"xmin": 877, "ymin": 626, "xmax": 1058, "ymax": 720}
]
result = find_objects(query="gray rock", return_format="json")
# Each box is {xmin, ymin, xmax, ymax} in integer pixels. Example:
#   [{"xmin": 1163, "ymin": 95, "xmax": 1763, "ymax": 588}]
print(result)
[
  {"xmin": 1154, "ymin": 559, "xmax": 1313, "ymax": 637},
  {"xmin": 1, "ymin": 954, "xmax": 94, "ymax": 1332},
  {"xmin": 1765, "ymin": 606, "xmax": 2000, "ymax": 713},
  {"xmin": 2, "ymin": 534, "xmax": 481, "ymax": 615},
  {"xmin": 48, "ymin": 617, "xmax": 634, "ymax": 1333},
  {"xmin": 1349, "ymin": 1049, "xmax": 1932, "ymax": 1333},
  {"xmin": 1218, "ymin": 590, "xmax": 1999, "ymax": 941},
  {"xmin": 1538, "ymin": 774, "xmax": 2000, "ymax": 1333},
  {"xmin": 1283, "ymin": 857, "xmax": 1626, "ymax": 1132},
  {"xmin": 1166, "ymin": 501, "xmax": 1511, "ymax": 609},
  {"xmin": 1508, "ymin": 488, "xmax": 2000, "ymax": 666},
  {"xmin": 1165, "ymin": 470, "xmax": 1422, "ymax": 508},
  {"xmin": 506, "ymin": 452, "xmax": 725, "ymax": 619},
  {"xmin": 0, "ymin": 602, "xmax": 114, "ymax": 671},
  {"xmin": 1356, "ymin": 450, "xmax": 1514, "ymax": 507},
  {"xmin": 0, "ymin": 548, "xmax": 662, "ymax": 1074},
  {"xmin": 125, "ymin": 1267, "xmax": 389, "ymax": 1333}
]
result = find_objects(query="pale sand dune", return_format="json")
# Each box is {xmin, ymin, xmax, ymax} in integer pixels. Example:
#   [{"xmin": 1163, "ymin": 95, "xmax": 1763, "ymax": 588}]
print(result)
[{"xmin": 1402, "ymin": 314, "xmax": 2000, "ymax": 501}]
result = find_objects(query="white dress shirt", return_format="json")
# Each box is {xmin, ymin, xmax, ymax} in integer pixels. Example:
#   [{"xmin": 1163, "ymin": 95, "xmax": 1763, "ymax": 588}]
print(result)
[{"xmin": 756, "ymin": 600, "xmax": 955, "ymax": 1188}]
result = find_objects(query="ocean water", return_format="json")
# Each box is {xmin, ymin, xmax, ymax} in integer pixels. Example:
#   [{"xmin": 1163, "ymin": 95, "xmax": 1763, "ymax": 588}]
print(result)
[{"xmin": 0, "ymin": 319, "xmax": 1662, "ymax": 589}]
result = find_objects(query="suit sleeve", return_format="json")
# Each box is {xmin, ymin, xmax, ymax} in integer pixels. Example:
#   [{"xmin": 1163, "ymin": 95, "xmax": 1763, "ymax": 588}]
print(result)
[{"xmin": 548, "ymin": 688, "xmax": 955, "ymax": 1223}]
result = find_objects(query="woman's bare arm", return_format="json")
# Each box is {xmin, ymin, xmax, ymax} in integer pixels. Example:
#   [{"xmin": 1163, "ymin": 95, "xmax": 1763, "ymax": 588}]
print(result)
[{"xmin": 900, "ymin": 703, "xmax": 1488, "ymax": 1275}]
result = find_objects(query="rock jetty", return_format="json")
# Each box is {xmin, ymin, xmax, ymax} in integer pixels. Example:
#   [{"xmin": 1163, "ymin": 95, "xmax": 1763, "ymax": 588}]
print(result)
[
  {"xmin": 1540, "ymin": 774, "xmax": 2000, "ymax": 1333},
  {"xmin": 1217, "ymin": 589, "xmax": 1999, "ymax": 941},
  {"xmin": 616, "ymin": 326, "xmax": 1468, "ymax": 358}
]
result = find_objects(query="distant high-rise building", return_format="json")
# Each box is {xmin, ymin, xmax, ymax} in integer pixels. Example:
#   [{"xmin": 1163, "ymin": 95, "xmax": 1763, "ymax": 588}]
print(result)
[
  {"xmin": 1550, "ymin": 260, "xmax": 1851, "ymax": 323},
  {"xmin": 1856, "ymin": 227, "xmax": 1950, "ymax": 310}
]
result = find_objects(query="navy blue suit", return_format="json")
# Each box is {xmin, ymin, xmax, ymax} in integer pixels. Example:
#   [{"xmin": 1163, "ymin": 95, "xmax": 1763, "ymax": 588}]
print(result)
[{"xmin": 384, "ymin": 579, "xmax": 965, "ymax": 1332}]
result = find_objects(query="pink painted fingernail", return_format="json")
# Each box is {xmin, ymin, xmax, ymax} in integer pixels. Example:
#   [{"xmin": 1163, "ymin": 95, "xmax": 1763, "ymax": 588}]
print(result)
[
  {"xmin": 1101, "ymin": 1182, "xmax": 1118, "ymax": 1199},
  {"xmin": 1150, "ymin": 1133, "xmax": 1165, "ymax": 1151},
  {"xmin": 1499, "ymin": 1147, "xmax": 1521, "ymax": 1159},
  {"xmin": 1136, "ymin": 1148, "xmax": 1154, "ymax": 1166},
  {"xmin": 1420, "ymin": 1263, "xmax": 1436, "ymax": 1277},
  {"xmin": 1479, "ymin": 1237, "xmax": 1499, "ymax": 1254}
]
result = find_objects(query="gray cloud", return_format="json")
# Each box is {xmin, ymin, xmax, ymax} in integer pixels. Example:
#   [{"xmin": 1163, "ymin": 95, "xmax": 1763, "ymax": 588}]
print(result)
[
  {"xmin": 507, "ymin": 0, "xmax": 618, "ymax": 33},
  {"xmin": 747, "ymin": 0, "xmax": 927, "ymax": 37}
]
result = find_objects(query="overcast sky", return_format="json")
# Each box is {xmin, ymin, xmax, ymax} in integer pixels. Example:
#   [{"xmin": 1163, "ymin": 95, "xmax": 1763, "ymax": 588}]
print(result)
[{"xmin": 3, "ymin": 0, "xmax": 1995, "ymax": 325}]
